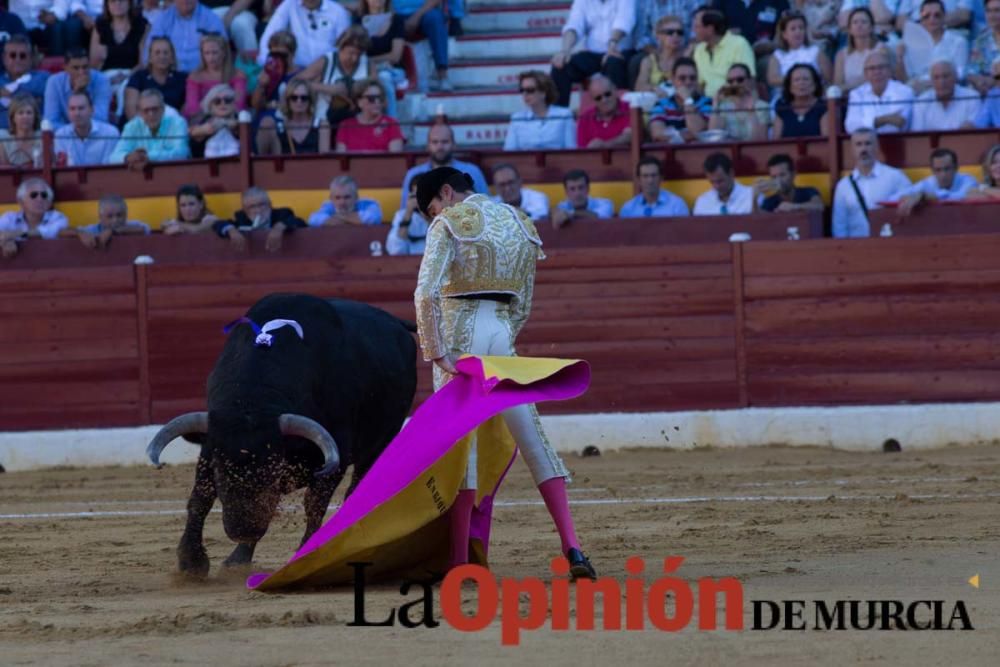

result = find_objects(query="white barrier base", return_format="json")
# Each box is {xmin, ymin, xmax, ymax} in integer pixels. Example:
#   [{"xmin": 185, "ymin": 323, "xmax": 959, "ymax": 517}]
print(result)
[{"xmin": 2, "ymin": 403, "xmax": 998, "ymax": 472}]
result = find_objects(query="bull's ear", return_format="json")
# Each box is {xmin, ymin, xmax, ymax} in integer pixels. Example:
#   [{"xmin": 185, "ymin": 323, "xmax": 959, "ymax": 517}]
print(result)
[{"xmin": 182, "ymin": 433, "xmax": 207, "ymax": 445}]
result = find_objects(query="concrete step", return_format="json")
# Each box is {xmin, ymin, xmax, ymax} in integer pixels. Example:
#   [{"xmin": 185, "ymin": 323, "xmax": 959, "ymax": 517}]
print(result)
[
  {"xmin": 416, "ymin": 88, "xmax": 581, "ymax": 121},
  {"xmin": 411, "ymin": 118, "xmax": 510, "ymax": 147},
  {"xmin": 464, "ymin": 3, "xmax": 569, "ymax": 34},
  {"xmin": 449, "ymin": 57, "xmax": 551, "ymax": 88},
  {"xmin": 449, "ymin": 32, "xmax": 562, "ymax": 60}
]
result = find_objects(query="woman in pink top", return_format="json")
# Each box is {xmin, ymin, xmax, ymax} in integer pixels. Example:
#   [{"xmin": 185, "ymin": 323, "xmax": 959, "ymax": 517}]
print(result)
[
  {"xmin": 335, "ymin": 79, "xmax": 404, "ymax": 152},
  {"xmin": 183, "ymin": 34, "xmax": 248, "ymax": 118}
]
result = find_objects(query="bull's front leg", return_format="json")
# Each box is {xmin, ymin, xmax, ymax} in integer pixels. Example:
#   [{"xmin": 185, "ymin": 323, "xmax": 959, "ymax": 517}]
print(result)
[
  {"xmin": 301, "ymin": 472, "xmax": 343, "ymax": 547},
  {"xmin": 177, "ymin": 453, "xmax": 216, "ymax": 577},
  {"xmin": 223, "ymin": 542, "xmax": 256, "ymax": 567}
]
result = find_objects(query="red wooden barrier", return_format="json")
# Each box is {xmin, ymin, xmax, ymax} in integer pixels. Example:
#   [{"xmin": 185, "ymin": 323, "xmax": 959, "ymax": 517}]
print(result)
[{"xmin": 5, "ymin": 212, "xmax": 1000, "ymax": 432}]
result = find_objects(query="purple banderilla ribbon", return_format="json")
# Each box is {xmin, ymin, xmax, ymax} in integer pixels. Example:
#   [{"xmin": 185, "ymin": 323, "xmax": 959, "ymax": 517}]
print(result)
[{"xmin": 223, "ymin": 317, "xmax": 305, "ymax": 347}]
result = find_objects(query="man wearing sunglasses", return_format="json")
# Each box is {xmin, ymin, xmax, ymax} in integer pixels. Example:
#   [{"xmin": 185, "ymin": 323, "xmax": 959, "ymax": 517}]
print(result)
[
  {"xmin": 576, "ymin": 74, "xmax": 631, "ymax": 148},
  {"xmin": 0, "ymin": 35, "xmax": 48, "ymax": 131},
  {"xmin": 0, "ymin": 178, "xmax": 71, "ymax": 258}
]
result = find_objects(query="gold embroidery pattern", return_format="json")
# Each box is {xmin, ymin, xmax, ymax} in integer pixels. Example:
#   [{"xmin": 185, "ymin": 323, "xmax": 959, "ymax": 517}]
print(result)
[{"xmin": 414, "ymin": 194, "xmax": 542, "ymax": 361}]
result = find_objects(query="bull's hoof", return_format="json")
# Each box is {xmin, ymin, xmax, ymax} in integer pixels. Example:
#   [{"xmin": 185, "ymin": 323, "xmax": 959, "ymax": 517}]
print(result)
[
  {"xmin": 177, "ymin": 545, "xmax": 210, "ymax": 578},
  {"xmin": 222, "ymin": 543, "xmax": 255, "ymax": 568}
]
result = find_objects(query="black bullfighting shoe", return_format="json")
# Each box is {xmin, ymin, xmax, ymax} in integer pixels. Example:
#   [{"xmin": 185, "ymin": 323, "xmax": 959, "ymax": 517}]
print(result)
[{"xmin": 567, "ymin": 548, "xmax": 597, "ymax": 581}]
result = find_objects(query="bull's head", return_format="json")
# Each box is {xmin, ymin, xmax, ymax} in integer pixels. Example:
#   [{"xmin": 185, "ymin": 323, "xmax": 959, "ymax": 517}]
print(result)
[{"xmin": 147, "ymin": 412, "xmax": 340, "ymax": 542}]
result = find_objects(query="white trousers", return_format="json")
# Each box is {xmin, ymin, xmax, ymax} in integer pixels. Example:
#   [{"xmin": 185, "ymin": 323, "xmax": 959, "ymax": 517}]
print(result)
[{"xmin": 435, "ymin": 299, "xmax": 568, "ymax": 490}]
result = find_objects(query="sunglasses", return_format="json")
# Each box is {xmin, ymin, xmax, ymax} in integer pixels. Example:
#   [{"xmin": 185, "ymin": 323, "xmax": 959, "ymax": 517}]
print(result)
[
  {"xmin": 212, "ymin": 95, "xmax": 236, "ymax": 105},
  {"xmin": 920, "ymin": 12, "xmax": 943, "ymax": 19},
  {"xmin": 140, "ymin": 106, "xmax": 162, "ymax": 114},
  {"xmin": 363, "ymin": 94, "xmax": 383, "ymax": 102},
  {"xmin": 726, "ymin": 76, "xmax": 747, "ymax": 84},
  {"xmin": 288, "ymin": 94, "xmax": 310, "ymax": 102},
  {"xmin": 658, "ymin": 28, "xmax": 684, "ymax": 36},
  {"xmin": 675, "ymin": 74, "xmax": 697, "ymax": 82},
  {"xmin": 5, "ymin": 51, "xmax": 29, "ymax": 60},
  {"xmin": 28, "ymin": 191, "xmax": 49, "ymax": 200},
  {"xmin": 519, "ymin": 87, "xmax": 538, "ymax": 95},
  {"xmin": 592, "ymin": 91, "xmax": 614, "ymax": 101}
]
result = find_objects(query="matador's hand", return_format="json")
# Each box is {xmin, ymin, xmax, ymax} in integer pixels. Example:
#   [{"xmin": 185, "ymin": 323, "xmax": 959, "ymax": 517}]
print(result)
[{"xmin": 433, "ymin": 353, "xmax": 459, "ymax": 375}]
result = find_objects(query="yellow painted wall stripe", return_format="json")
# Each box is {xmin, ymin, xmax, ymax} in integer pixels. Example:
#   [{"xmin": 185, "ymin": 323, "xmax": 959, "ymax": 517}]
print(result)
[{"xmin": 1, "ymin": 167, "xmax": 982, "ymax": 228}]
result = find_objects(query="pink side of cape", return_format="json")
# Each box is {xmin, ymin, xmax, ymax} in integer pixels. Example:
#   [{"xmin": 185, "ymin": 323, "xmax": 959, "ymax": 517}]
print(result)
[{"xmin": 246, "ymin": 356, "xmax": 590, "ymax": 589}]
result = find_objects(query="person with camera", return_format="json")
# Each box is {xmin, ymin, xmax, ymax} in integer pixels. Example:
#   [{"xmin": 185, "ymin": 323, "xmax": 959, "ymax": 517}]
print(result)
[
  {"xmin": 707, "ymin": 63, "xmax": 769, "ymax": 141},
  {"xmin": 250, "ymin": 31, "xmax": 302, "ymax": 115},
  {"xmin": 752, "ymin": 153, "xmax": 824, "ymax": 213},
  {"xmin": 647, "ymin": 57, "xmax": 712, "ymax": 143},
  {"xmin": 386, "ymin": 180, "xmax": 428, "ymax": 256}
]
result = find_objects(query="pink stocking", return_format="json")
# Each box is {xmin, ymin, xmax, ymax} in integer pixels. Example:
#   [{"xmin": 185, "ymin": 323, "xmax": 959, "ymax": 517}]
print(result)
[
  {"xmin": 538, "ymin": 477, "xmax": 580, "ymax": 554},
  {"xmin": 449, "ymin": 489, "xmax": 476, "ymax": 567}
]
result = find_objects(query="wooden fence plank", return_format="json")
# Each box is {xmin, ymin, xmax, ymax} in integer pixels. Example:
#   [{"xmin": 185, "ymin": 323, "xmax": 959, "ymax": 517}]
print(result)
[
  {"xmin": 744, "ymin": 295, "xmax": 1000, "ymax": 338},
  {"xmin": 749, "ymin": 370, "xmax": 1000, "ymax": 405},
  {"xmin": 744, "ymin": 237, "xmax": 1000, "ymax": 276}
]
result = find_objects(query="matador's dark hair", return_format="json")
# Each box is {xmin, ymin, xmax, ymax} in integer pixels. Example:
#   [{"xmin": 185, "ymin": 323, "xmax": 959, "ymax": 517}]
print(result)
[{"xmin": 415, "ymin": 166, "xmax": 475, "ymax": 217}]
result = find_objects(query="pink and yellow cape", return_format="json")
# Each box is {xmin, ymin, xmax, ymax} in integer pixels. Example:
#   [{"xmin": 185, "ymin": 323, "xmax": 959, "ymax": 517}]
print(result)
[{"xmin": 247, "ymin": 355, "xmax": 590, "ymax": 591}]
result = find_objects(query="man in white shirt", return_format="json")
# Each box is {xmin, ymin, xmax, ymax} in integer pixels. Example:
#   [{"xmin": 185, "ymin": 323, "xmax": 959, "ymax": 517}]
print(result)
[
  {"xmin": 491, "ymin": 163, "xmax": 549, "ymax": 221},
  {"xmin": 693, "ymin": 152, "xmax": 754, "ymax": 215},
  {"xmin": 257, "ymin": 0, "xmax": 351, "ymax": 69},
  {"xmin": 844, "ymin": 50, "xmax": 915, "ymax": 134},
  {"xmin": 550, "ymin": 0, "xmax": 636, "ymax": 106},
  {"xmin": 53, "ymin": 91, "xmax": 119, "ymax": 166},
  {"xmin": 911, "ymin": 60, "xmax": 980, "ymax": 131},
  {"xmin": 832, "ymin": 128, "xmax": 912, "ymax": 237},
  {"xmin": 895, "ymin": 147, "xmax": 978, "ymax": 216}
]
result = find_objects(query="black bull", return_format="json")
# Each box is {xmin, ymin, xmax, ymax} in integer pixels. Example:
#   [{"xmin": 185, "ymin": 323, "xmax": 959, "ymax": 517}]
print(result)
[{"xmin": 147, "ymin": 294, "xmax": 417, "ymax": 575}]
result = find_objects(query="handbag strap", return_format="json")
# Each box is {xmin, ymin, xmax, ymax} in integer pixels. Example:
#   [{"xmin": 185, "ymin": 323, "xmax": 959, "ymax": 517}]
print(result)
[{"xmin": 848, "ymin": 174, "xmax": 870, "ymax": 222}]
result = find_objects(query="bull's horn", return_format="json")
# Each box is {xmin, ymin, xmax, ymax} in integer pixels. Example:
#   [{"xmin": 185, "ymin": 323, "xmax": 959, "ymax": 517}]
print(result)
[
  {"xmin": 278, "ymin": 414, "xmax": 341, "ymax": 478},
  {"xmin": 146, "ymin": 412, "xmax": 209, "ymax": 468}
]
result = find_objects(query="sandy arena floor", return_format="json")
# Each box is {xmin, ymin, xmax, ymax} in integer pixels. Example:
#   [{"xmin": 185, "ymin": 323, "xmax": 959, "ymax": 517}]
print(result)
[{"xmin": 1, "ymin": 443, "xmax": 999, "ymax": 666}]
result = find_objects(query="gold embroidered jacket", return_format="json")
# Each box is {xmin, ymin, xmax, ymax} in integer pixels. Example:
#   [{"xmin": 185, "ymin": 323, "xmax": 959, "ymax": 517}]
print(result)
[{"xmin": 414, "ymin": 194, "xmax": 544, "ymax": 361}]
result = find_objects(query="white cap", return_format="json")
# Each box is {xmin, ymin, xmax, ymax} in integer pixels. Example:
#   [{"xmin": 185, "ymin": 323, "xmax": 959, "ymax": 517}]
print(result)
[
  {"xmin": 133, "ymin": 255, "xmax": 155, "ymax": 265},
  {"xmin": 728, "ymin": 232, "xmax": 752, "ymax": 243},
  {"xmin": 238, "ymin": 110, "xmax": 252, "ymax": 123}
]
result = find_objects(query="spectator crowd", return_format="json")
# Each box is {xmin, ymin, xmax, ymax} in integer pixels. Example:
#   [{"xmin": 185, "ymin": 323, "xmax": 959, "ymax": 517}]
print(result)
[{"xmin": 2, "ymin": 0, "xmax": 1000, "ymax": 254}]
